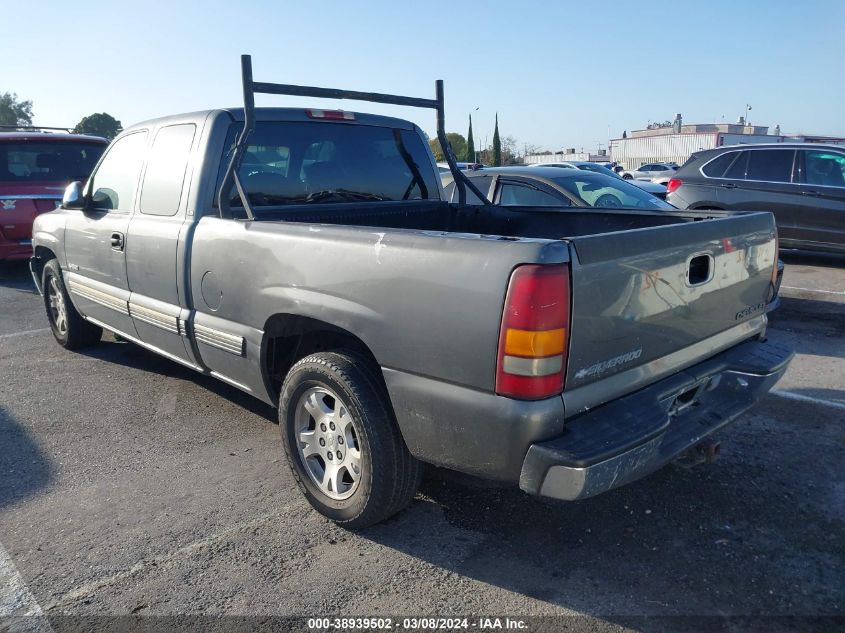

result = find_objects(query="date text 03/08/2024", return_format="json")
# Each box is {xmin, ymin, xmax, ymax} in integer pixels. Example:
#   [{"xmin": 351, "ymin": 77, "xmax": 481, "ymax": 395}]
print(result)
[{"xmin": 307, "ymin": 617, "xmax": 529, "ymax": 630}]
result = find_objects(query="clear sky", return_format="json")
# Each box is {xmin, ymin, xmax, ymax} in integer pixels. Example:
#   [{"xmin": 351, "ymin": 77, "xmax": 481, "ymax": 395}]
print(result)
[{"xmin": 4, "ymin": 0, "xmax": 844, "ymax": 151}]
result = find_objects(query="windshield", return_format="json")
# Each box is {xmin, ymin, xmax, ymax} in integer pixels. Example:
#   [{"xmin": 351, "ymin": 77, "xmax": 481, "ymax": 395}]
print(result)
[
  {"xmin": 1, "ymin": 141, "xmax": 106, "ymax": 184},
  {"xmin": 219, "ymin": 121, "xmax": 440, "ymax": 208},
  {"xmin": 553, "ymin": 174, "xmax": 673, "ymax": 210}
]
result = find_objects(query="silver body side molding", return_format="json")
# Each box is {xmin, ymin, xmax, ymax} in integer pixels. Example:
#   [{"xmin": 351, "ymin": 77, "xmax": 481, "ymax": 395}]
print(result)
[
  {"xmin": 193, "ymin": 323, "xmax": 246, "ymax": 356},
  {"xmin": 67, "ymin": 278, "xmax": 129, "ymax": 315}
]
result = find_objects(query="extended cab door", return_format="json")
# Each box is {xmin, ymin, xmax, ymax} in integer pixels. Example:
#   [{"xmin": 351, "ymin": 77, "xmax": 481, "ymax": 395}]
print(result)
[
  {"xmin": 124, "ymin": 123, "xmax": 199, "ymax": 367},
  {"xmin": 63, "ymin": 130, "xmax": 148, "ymax": 336}
]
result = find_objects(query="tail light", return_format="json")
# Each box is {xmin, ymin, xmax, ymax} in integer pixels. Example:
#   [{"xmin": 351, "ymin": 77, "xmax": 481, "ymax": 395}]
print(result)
[
  {"xmin": 306, "ymin": 109, "xmax": 355, "ymax": 121},
  {"xmin": 666, "ymin": 178, "xmax": 682, "ymax": 194},
  {"xmin": 768, "ymin": 232, "xmax": 780, "ymax": 303},
  {"xmin": 496, "ymin": 264, "xmax": 571, "ymax": 400}
]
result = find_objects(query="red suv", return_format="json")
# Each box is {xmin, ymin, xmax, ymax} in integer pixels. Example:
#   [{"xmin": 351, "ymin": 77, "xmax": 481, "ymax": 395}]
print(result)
[{"xmin": 1, "ymin": 130, "xmax": 108, "ymax": 260}]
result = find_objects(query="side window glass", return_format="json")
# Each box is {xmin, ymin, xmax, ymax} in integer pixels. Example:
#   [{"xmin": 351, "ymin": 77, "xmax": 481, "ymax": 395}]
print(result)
[
  {"xmin": 466, "ymin": 177, "xmax": 492, "ymax": 204},
  {"xmin": 90, "ymin": 131, "xmax": 148, "ymax": 211},
  {"xmin": 499, "ymin": 183, "xmax": 566, "ymax": 207},
  {"xmin": 804, "ymin": 151, "xmax": 845, "ymax": 188},
  {"xmin": 139, "ymin": 124, "xmax": 196, "ymax": 216},
  {"xmin": 723, "ymin": 151, "xmax": 749, "ymax": 180},
  {"xmin": 746, "ymin": 150, "xmax": 794, "ymax": 183},
  {"xmin": 702, "ymin": 152, "xmax": 739, "ymax": 178}
]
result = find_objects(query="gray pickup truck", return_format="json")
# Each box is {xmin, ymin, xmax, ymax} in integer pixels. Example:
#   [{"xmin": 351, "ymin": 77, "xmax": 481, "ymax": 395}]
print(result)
[{"xmin": 31, "ymin": 57, "xmax": 792, "ymax": 528}]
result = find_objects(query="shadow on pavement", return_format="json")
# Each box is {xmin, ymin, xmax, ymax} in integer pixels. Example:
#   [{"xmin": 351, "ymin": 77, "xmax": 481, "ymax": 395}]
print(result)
[
  {"xmin": 0, "ymin": 260, "xmax": 37, "ymax": 292},
  {"xmin": 360, "ymin": 399, "xmax": 843, "ymax": 619},
  {"xmin": 77, "ymin": 340, "xmax": 277, "ymax": 423},
  {"xmin": 0, "ymin": 406, "xmax": 54, "ymax": 510}
]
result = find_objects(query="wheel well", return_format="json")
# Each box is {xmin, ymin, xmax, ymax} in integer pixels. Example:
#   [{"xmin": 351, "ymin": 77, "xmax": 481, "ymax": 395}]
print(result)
[
  {"xmin": 32, "ymin": 246, "xmax": 57, "ymax": 284},
  {"xmin": 261, "ymin": 314, "xmax": 383, "ymax": 404}
]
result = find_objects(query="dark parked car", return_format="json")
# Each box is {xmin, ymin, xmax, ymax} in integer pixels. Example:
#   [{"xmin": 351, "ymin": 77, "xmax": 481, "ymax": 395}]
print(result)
[
  {"xmin": 443, "ymin": 166, "xmax": 674, "ymax": 210},
  {"xmin": 666, "ymin": 143, "xmax": 845, "ymax": 254}
]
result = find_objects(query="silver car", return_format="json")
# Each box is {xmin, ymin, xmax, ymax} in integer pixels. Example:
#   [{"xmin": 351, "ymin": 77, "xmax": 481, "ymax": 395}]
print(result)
[{"xmin": 623, "ymin": 162, "xmax": 678, "ymax": 184}]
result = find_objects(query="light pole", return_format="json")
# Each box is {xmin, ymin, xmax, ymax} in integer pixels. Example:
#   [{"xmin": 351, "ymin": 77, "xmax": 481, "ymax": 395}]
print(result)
[
  {"xmin": 745, "ymin": 104, "xmax": 752, "ymax": 127},
  {"xmin": 473, "ymin": 107, "xmax": 479, "ymax": 163}
]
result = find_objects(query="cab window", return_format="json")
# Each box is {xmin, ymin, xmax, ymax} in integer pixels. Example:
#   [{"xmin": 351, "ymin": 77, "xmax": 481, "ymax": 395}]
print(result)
[
  {"xmin": 139, "ymin": 124, "xmax": 196, "ymax": 216},
  {"xmin": 90, "ymin": 131, "xmax": 149, "ymax": 211}
]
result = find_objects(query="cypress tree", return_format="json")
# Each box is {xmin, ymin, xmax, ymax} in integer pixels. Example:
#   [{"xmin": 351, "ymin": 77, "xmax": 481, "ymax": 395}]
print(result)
[
  {"xmin": 492, "ymin": 113, "xmax": 502, "ymax": 166},
  {"xmin": 466, "ymin": 115, "xmax": 475, "ymax": 163}
]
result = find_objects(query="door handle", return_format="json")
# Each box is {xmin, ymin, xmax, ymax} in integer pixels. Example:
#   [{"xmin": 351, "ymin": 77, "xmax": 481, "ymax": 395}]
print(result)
[
  {"xmin": 719, "ymin": 183, "xmax": 737, "ymax": 189},
  {"xmin": 110, "ymin": 231, "xmax": 125, "ymax": 251},
  {"xmin": 801, "ymin": 190, "xmax": 820, "ymax": 197}
]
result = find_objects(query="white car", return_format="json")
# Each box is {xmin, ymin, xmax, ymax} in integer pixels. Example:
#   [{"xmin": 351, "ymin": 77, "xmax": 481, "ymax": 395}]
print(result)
[{"xmin": 622, "ymin": 162, "xmax": 678, "ymax": 184}]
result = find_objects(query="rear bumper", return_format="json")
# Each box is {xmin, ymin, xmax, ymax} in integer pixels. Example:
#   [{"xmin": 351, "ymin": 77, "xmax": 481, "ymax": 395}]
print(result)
[{"xmin": 519, "ymin": 337, "xmax": 793, "ymax": 501}]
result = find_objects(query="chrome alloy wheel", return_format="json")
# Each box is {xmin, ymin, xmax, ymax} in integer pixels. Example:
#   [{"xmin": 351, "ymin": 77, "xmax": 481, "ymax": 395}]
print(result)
[
  {"xmin": 295, "ymin": 386, "xmax": 363, "ymax": 500},
  {"xmin": 47, "ymin": 276, "xmax": 68, "ymax": 335}
]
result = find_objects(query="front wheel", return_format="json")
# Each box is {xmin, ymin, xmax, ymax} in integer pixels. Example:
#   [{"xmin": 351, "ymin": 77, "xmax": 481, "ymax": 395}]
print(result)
[
  {"xmin": 42, "ymin": 259, "xmax": 102, "ymax": 350},
  {"xmin": 280, "ymin": 351, "xmax": 421, "ymax": 529}
]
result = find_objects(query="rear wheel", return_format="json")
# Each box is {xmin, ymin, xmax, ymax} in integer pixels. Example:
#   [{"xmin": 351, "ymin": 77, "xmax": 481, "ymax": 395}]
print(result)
[
  {"xmin": 42, "ymin": 259, "xmax": 102, "ymax": 350},
  {"xmin": 280, "ymin": 351, "xmax": 421, "ymax": 529}
]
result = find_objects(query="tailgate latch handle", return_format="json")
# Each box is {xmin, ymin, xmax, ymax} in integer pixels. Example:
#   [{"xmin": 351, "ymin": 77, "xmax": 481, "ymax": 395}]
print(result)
[{"xmin": 687, "ymin": 253, "xmax": 713, "ymax": 286}]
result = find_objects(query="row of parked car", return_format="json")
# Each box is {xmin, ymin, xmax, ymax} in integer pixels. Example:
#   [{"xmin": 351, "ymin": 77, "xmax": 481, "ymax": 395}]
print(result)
[
  {"xmin": 2, "ymin": 128, "xmax": 843, "ymax": 263},
  {"xmin": 438, "ymin": 145, "xmax": 845, "ymax": 255}
]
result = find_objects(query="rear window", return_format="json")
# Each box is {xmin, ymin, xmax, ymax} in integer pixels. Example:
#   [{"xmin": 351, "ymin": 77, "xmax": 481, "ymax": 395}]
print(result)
[
  {"xmin": 1, "ymin": 141, "xmax": 106, "ymax": 184},
  {"xmin": 219, "ymin": 121, "xmax": 439, "ymax": 208},
  {"xmin": 701, "ymin": 151, "xmax": 739, "ymax": 178}
]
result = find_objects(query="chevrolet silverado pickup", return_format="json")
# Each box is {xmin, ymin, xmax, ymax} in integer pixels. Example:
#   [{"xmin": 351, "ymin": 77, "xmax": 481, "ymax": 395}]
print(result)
[{"xmin": 30, "ymin": 56, "xmax": 792, "ymax": 528}]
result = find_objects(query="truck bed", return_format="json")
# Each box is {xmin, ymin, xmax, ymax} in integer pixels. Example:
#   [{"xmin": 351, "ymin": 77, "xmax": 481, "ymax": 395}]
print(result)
[{"xmin": 254, "ymin": 199, "xmax": 690, "ymax": 239}]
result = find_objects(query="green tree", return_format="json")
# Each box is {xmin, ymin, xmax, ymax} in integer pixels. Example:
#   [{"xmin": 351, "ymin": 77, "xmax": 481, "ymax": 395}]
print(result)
[
  {"xmin": 492, "ymin": 113, "xmax": 502, "ymax": 167},
  {"xmin": 466, "ymin": 115, "xmax": 475, "ymax": 162},
  {"xmin": 73, "ymin": 112, "xmax": 123, "ymax": 139},
  {"xmin": 0, "ymin": 92, "xmax": 33, "ymax": 127},
  {"xmin": 428, "ymin": 133, "xmax": 467, "ymax": 164}
]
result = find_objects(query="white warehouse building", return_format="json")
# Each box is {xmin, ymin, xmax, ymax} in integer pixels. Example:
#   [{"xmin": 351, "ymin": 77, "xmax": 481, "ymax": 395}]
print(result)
[{"xmin": 609, "ymin": 122, "xmax": 782, "ymax": 171}]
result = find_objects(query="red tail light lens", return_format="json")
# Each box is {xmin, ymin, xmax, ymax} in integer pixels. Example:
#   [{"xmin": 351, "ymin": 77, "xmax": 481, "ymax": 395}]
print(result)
[
  {"xmin": 306, "ymin": 109, "xmax": 355, "ymax": 121},
  {"xmin": 496, "ymin": 264, "xmax": 571, "ymax": 400},
  {"xmin": 666, "ymin": 178, "xmax": 682, "ymax": 194}
]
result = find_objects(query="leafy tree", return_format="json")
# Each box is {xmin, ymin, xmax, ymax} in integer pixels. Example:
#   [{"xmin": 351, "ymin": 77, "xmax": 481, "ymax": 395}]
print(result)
[
  {"xmin": 492, "ymin": 113, "xmax": 502, "ymax": 167},
  {"xmin": 73, "ymin": 113, "xmax": 123, "ymax": 139},
  {"xmin": 0, "ymin": 92, "xmax": 33, "ymax": 127},
  {"xmin": 466, "ymin": 115, "xmax": 475, "ymax": 162},
  {"xmin": 428, "ymin": 133, "xmax": 467, "ymax": 164}
]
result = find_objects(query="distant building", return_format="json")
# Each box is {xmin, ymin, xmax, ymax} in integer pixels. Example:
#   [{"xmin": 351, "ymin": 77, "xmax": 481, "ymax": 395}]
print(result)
[
  {"xmin": 609, "ymin": 119, "xmax": 845, "ymax": 170},
  {"xmin": 525, "ymin": 148, "xmax": 609, "ymax": 165}
]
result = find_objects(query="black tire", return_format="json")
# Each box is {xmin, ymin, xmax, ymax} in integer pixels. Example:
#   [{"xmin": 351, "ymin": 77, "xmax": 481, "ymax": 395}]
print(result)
[
  {"xmin": 280, "ymin": 350, "xmax": 421, "ymax": 529},
  {"xmin": 42, "ymin": 259, "xmax": 102, "ymax": 350},
  {"xmin": 622, "ymin": 173, "xmax": 633, "ymax": 180}
]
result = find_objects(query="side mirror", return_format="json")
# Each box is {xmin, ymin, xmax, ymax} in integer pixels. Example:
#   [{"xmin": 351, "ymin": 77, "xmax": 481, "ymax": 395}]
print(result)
[{"xmin": 62, "ymin": 181, "xmax": 85, "ymax": 210}]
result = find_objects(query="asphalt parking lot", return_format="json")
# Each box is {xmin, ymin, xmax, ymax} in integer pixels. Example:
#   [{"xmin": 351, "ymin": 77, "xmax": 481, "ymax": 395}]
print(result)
[{"xmin": 1, "ymin": 254, "xmax": 843, "ymax": 632}]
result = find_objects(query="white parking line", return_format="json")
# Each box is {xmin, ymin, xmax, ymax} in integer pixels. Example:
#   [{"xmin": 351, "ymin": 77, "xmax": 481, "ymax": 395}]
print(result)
[
  {"xmin": 771, "ymin": 389, "xmax": 845, "ymax": 412},
  {"xmin": 0, "ymin": 541, "xmax": 53, "ymax": 632},
  {"xmin": 0, "ymin": 328, "xmax": 49, "ymax": 340},
  {"xmin": 780, "ymin": 285, "xmax": 845, "ymax": 296}
]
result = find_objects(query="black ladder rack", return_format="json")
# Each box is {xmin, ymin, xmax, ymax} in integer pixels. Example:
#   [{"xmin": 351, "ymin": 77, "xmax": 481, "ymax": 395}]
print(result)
[{"xmin": 218, "ymin": 54, "xmax": 488, "ymax": 219}]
